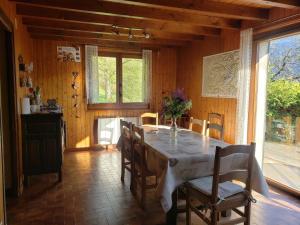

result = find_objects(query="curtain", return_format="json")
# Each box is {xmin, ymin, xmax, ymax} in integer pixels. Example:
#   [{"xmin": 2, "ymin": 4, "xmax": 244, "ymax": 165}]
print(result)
[
  {"xmin": 142, "ymin": 49, "xmax": 152, "ymax": 103},
  {"xmin": 235, "ymin": 28, "xmax": 253, "ymax": 144},
  {"xmin": 85, "ymin": 45, "xmax": 99, "ymax": 104}
]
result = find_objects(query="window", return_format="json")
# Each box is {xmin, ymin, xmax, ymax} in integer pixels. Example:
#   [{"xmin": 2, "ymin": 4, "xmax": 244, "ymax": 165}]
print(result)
[
  {"xmin": 98, "ymin": 56, "xmax": 117, "ymax": 103},
  {"xmin": 122, "ymin": 57, "xmax": 144, "ymax": 103},
  {"xmin": 86, "ymin": 50, "xmax": 151, "ymax": 110}
]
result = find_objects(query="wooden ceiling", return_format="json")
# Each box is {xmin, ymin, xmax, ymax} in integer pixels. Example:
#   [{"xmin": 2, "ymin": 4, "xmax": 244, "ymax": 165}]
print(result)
[{"xmin": 9, "ymin": 0, "xmax": 300, "ymax": 49}]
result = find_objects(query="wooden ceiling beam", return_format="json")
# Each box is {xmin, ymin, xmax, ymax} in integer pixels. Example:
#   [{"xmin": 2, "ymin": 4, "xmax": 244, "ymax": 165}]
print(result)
[
  {"xmin": 30, "ymin": 34, "xmax": 171, "ymax": 49},
  {"xmin": 254, "ymin": 0, "xmax": 300, "ymax": 8},
  {"xmin": 16, "ymin": 4, "xmax": 220, "ymax": 36},
  {"xmin": 22, "ymin": 17, "xmax": 220, "ymax": 40},
  {"xmin": 11, "ymin": 0, "xmax": 241, "ymax": 29},
  {"xmin": 105, "ymin": 0, "xmax": 269, "ymax": 21},
  {"xmin": 27, "ymin": 27, "xmax": 188, "ymax": 46}
]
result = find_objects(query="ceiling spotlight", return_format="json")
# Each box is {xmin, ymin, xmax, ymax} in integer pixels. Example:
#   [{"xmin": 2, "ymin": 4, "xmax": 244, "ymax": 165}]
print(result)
[
  {"xmin": 128, "ymin": 29, "xmax": 133, "ymax": 39},
  {"xmin": 143, "ymin": 32, "xmax": 150, "ymax": 39}
]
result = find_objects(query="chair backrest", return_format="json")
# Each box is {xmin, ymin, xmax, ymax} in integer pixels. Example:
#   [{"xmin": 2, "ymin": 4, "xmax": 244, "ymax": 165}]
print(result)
[
  {"xmin": 141, "ymin": 112, "xmax": 159, "ymax": 126},
  {"xmin": 189, "ymin": 117, "xmax": 207, "ymax": 135},
  {"xmin": 211, "ymin": 143, "xmax": 256, "ymax": 204},
  {"xmin": 207, "ymin": 113, "xmax": 224, "ymax": 141},
  {"xmin": 120, "ymin": 120, "xmax": 133, "ymax": 160},
  {"xmin": 132, "ymin": 125, "xmax": 146, "ymax": 168}
]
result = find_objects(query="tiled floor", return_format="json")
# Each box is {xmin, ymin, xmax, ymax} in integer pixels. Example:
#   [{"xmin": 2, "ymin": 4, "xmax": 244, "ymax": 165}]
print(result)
[{"xmin": 7, "ymin": 149, "xmax": 300, "ymax": 225}]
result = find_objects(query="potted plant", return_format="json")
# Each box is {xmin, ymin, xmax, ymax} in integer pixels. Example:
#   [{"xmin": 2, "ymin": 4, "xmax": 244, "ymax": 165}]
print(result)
[{"xmin": 162, "ymin": 88, "xmax": 192, "ymax": 131}]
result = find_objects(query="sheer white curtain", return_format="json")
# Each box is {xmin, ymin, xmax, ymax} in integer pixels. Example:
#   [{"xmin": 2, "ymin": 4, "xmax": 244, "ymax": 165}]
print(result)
[
  {"xmin": 235, "ymin": 28, "xmax": 253, "ymax": 144},
  {"xmin": 142, "ymin": 50, "xmax": 152, "ymax": 103},
  {"xmin": 85, "ymin": 45, "xmax": 99, "ymax": 104}
]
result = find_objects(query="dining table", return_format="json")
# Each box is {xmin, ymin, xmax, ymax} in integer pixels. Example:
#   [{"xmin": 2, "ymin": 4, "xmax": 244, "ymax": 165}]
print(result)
[{"xmin": 140, "ymin": 125, "xmax": 269, "ymax": 225}]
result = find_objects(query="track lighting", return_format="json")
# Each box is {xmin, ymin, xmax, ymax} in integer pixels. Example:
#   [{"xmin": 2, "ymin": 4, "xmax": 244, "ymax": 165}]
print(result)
[{"xmin": 111, "ymin": 24, "xmax": 151, "ymax": 39}]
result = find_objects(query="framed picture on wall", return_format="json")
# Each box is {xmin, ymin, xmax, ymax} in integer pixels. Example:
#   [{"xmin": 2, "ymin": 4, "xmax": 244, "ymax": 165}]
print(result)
[
  {"xmin": 202, "ymin": 49, "xmax": 239, "ymax": 98},
  {"xmin": 57, "ymin": 46, "xmax": 81, "ymax": 62}
]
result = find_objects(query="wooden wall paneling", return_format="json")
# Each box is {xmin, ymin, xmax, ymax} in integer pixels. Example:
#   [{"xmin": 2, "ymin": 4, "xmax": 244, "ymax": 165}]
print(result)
[
  {"xmin": 176, "ymin": 31, "xmax": 240, "ymax": 143},
  {"xmin": 178, "ymin": 8, "xmax": 300, "ymax": 144},
  {"xmin": 32, "ymin": 40, "xmax": 178, "ymax": 149}
]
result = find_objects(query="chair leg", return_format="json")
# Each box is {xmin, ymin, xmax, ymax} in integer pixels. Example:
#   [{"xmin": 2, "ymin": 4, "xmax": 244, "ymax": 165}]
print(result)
[
  {"xmin": 129, "ymin": 162, "xmax": 134, "ymax": 191},
  {"xmin": 121, "ymin": 154, "xmax": 125, "ymax": 182},
  {"xmin": 141, "ymin": 175, "xmax": 146, "ymax": 209},
  {"xmin": 244, "ymin": 202, "xmax": 251, "ymax": 225},
  {"xmin": 186, "ymin": 188, "xmax": 191, "ymax": 225},
  {"xmin": 211, "ymin": 208, "xmax": 218, "ymax": 225}
]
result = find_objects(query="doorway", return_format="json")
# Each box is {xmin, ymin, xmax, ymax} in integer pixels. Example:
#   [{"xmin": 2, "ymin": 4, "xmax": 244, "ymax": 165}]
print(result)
[
  {"xmin": 0, "ymin": 8, "xmax": 22, "ymax": 224},
  {"xmin": 255, "ymin": 33, "xmax": 300, "ymax": 194}
]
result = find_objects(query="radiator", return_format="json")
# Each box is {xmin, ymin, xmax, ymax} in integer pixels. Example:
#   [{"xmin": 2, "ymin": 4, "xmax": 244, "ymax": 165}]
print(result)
[{"xmin": 97, "ymin": 117, "xmax": 140, "ymax": 145}]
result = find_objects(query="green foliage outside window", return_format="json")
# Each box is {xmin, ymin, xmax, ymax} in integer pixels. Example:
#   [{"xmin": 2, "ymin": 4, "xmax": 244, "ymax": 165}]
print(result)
[
  {"xmin": 98, "ymin": 56, "xmax": 117, "ymax": 103},
  {"xmin": 266, "ymin": 35, "xmax": 300, "ymax": 121},
  {"xmin": 122, "ymin": 58, "xmax": 144, "ymax": 103},
  {"xmin": 97, "ymin": 56, "xmax": 145, "ymax": 104},
  {"xmin": 267, "ymin": 79, "xmax": 300, "ymax": 120}
]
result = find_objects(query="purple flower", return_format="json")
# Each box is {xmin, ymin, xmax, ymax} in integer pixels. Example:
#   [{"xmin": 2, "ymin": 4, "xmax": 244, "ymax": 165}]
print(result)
[{"xmin": 172, "ymin": 88, "xmax": 187, "ymax": 101}]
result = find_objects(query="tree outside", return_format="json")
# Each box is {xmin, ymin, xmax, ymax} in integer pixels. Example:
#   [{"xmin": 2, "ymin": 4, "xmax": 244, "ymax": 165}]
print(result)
[
  {"xmin": 97, "ymin": 56, "xmax": 144, "ymax": 103},
  {"xmin": 266, "ymin": 34, "xmax": 300, "ymax": 144},
  {"xmin": 122, "ymin": 58, "xmax": 144, "ymax": 103},
  {"xmin": 98, "ymin": 56, "xmax": 117, "ymax": 103}
]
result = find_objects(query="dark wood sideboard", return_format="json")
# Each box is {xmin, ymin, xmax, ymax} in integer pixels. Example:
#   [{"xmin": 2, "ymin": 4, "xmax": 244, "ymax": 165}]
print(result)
[{"xmin": 22, "ymin": 113, "xmax": 64, "ymax": 186}]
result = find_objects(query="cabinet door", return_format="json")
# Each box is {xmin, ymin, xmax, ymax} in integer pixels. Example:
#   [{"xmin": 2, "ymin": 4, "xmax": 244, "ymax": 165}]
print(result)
[
  {"xmin": 25, "ymin": 135, "xmax": 44, "ymax": 175},
  {"xmin": 42, "ymin": 135, "xmax": 61, "ymax": 172}
]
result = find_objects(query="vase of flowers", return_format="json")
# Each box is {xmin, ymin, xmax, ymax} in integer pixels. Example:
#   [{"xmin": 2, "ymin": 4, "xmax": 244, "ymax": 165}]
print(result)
[
  {"xmin": 29, "ymin": 86, "xmax": 41, "ymax": 105},
  {"xmin": 162, "ymin": 89, "xmax": 192, "ymax": 133}
]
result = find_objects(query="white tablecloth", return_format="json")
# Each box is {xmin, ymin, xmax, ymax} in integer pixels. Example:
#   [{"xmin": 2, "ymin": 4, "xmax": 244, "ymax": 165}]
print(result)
[{"xmin": 143, "ymin": 125, "xmax": 269, "ymax": 212}]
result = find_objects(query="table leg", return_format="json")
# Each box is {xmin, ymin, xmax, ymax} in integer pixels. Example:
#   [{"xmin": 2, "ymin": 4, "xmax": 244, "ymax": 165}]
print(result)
[{"xmin": 166, "ymin": 190, "xmax": 178, "ymax": 225}]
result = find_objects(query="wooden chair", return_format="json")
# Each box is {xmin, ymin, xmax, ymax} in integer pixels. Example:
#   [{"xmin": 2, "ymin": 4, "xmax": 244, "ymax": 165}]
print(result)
[
  {"xmin": 141, "ymin": 112, "xmax": 159, "ymax": 126},
  {"xmin": 189, "ymin": 117, "xmax": 207, "ymax": 135},
  {"xmin": 186, "ymin": 143, "xmax": 256, "ymax": 225},
  {"xmin": 132, "ymin": 125, "xmax": 158, "ymax": 209},
  {"xmin": 207, "ymin": 113, "xmax": 224, "ymax": 141},
  {"xmin": 120, "ymin": 120, "xmax": 133, "ymax": 190}
]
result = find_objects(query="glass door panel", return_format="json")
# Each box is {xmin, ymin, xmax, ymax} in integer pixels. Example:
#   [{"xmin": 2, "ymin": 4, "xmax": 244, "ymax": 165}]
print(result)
[{"xmin": 261, "ymin": 33, "xmax": 300, "ymax": 192}]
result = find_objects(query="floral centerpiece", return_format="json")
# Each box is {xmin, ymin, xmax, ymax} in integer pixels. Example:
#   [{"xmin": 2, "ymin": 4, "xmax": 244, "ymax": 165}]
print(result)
[{"xmin": 162, "ymin": 88, "xmax": 192, "ymax": 131}]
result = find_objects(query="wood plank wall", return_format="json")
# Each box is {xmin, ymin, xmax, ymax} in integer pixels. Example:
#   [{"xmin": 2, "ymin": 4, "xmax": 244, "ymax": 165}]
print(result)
[
  {"xmin": 177, "ymin": 7, "xmax": 300, "ymax": 145},
  {"xmin": 176, "ymin": 30, "xmax": 240, "ymax": 144},
  {"xmin": 0, "ymin": 0, "xmax": 33, "ymax": 200},
  {"xmin": 32, "ymin": 40, "xmax": 177, "ymax": 149}
]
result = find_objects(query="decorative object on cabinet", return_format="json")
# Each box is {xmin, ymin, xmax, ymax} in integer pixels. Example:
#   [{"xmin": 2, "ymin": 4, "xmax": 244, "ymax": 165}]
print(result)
[
  {"xmin": 72, "ymin": 71, "xmax": 80, "ymax": 118},
  {"xmin": 28, "ymin": 86, "xmax": 41, "ymax": 105},
  {"xmin": 57, "ymin": 46, "xmax": 81, "ymax": 62},
  {"xmin": 40, "ymin": 99, "xmax": 62, "ymax": 113},
  {"xmin": 22, "ymin": 113, "xmax": 64, "ymax": 186}
]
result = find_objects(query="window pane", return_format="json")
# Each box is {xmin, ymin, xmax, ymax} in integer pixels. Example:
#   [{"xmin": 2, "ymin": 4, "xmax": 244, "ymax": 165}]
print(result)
[
  {"xmin": 98, "ymin": 56, "xmax": 117, "ymax": 103},
  {"xmin": 122, "ymin": 58, "xmax": 144, "ymax": 103}
]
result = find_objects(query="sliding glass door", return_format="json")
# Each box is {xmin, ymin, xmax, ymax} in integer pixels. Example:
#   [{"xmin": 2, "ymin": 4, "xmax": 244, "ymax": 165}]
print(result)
[{"xmin": 256, "ymin": 33, "xmax": 300, "ymax": 193}]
